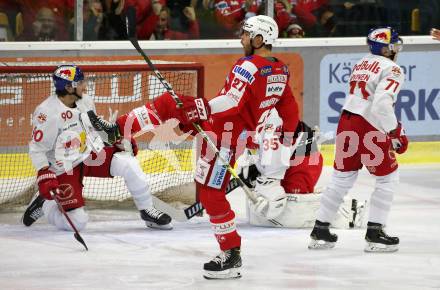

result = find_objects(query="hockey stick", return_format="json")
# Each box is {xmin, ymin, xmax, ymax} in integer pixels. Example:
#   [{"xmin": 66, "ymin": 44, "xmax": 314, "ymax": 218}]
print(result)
[
  {"xmin": 124, "ymin": 7, "xmax": 260, "ymax": 204},
  {"xmin": 152, "ymin": 178, "xmax": 241, "ymax": 222},
  {"xmin": 50, "ymin": 190, "xmax": 88, "ymax": 251}
]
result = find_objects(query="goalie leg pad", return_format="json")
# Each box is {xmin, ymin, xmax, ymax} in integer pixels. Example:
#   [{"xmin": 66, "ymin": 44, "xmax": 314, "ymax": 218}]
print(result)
[{"xmin": 248, "ymin": 192, "xmax": 367, "ymax": 229}]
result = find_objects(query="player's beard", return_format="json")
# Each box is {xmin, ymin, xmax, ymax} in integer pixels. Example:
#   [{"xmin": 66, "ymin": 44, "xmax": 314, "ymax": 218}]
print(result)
[
  {"xmin": 244, "ymin": 43, "xmax": 253, "ymax": 57},
  {"xmin": 73, "ymin": 88, "xmax": 82, "ymax": 100}
]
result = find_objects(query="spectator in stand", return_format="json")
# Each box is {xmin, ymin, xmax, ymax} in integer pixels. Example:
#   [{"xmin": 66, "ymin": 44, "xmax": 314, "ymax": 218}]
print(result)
[
  {"xmin": 86, "ymin": 0, "xmax": 104, "ymax": 40},
  {"xmin": 150, "ymin": 6, "xmax": 200, "ymax": 40},
  {"xmin": 100, "ymin": 0, "xmax": 126, "ymax": 40},
  {"xmin": 0, "ymin": 1, "xmax": 22, "ymax": 40},
  {"xmin": 432, "ymin": 28, "xmax": 440, "ymax": 40},
  {"xmin": 418, "ymin": 0, "xmax": 440, "ymax": 35},
  {"xmin": 275, "ymin": 0, "xmax": 295, "ymax": 33},
  {"xmin": 204, "ymin": 0, "xmax": 260, "ymax": 38},
  {"xmin": 166, "ymin": 0, "xmax": 197, "ymax": 32},
  {"xmin": 286, "ymin": 23, "xmax": 305, "ymax": 38},
  {"xmin": 16, "ymin": 0, "xmax": 72, "ymax": 41},
  {"xmin": 126, "ymin": 0, "xmax": 166, "ymax": 40},
  {"xmin": 69, "ymin": 0, "xmax": 104, "ymax": 40},
  {"xmin": 293, "ymin": 0, "xmax": 336, "ymax": 36},
  {"xmin": 0, "ymin": 12, "xmax": 13, "ymax": 41},
  {"xmin": 19, "ymin": 7, "xmax": 68, "ymax": 41}
]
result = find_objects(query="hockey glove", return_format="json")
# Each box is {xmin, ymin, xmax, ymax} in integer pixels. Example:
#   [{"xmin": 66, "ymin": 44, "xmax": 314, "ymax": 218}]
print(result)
[
  {"xmin": 114, "ymin": 137, "xmax": 138, "ymax": 156},
  {"xmin": 37, "ymin": 168, "xmax": 59, "ymax": 200},
  {"xmin": 388, "ymin": 122, "xmax": 408, "ymax": 154},
  {"xmin": 150, "ymin": 92, "xmax": 210, "ymax": 125},
  {"xmin": 236, "ymin": 149, "xmax": 260, "ymax": 188},
  {"xmin": 176, "ymin": 95, "xmax": 210, "ymax": 125},
  {"xmin": 252, "ymin": 176, "xmax": 287, "ymax": 219}
]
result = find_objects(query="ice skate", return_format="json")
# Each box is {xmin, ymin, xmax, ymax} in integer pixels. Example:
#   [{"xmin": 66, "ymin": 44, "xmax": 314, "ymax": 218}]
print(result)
[
  {"xmin": 22, "ymin": 194, "xmax": 45, "ymax": 227},
  {"xmin": 140, "ymin": 208, "xmax": 172, "ymax": 230},
  {"xmin": 203, "ymin": 247, "xmax": 242, "ymax": 279},
  {"xmin": 308, "ymin": 220, "xmax": 338, "ymax": 249},
  {"xmin": 364, "ymin": 222, "xmax": 399, "ymax": 253},
  {"xmin": 86, "ymin": 110, "xmax": 121, "ymax": 144}
]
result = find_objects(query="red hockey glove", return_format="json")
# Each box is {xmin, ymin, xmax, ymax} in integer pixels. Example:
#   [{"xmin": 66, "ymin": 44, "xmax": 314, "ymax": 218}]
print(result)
[
  {"xmin": 37, "ymin": 168, "xmax": 59, "ymax": 200},
  {"xmin": 114, "ymin": 137, "xmax": 138, "ymax": 156},
  {"xmin": 150, "ymin": 92, "xmax": 210, "ymax": 125},
  {"xmin": 388, "ymin": 122, "xmax": 408, "ymax": 154},
  {"xmin": 176, "ymin": 95, "xmax": 210, "ymax": 125}
]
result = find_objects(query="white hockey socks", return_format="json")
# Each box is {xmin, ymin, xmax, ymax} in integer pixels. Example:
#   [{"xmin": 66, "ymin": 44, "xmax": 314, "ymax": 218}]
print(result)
[
  {"xmin": 110, "ymin": 152, "xmax": 153, "ymax": 210},
  {"xmin": 316, "ymin": 170, "xmax": 358, "ymax": 223},
  {"xmin": 368, "ymin": 170, "xmax": 398, "ymax": 225},
  {"xmin": 43, "ymin": 200, "xmax": 88, "ymax": 231}
]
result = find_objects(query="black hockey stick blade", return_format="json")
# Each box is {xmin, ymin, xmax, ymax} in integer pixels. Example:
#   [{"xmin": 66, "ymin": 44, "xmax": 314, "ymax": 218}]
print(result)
[
  {"xmin": 74, "ymin": 233, "xmax": 88, "ymax": 251},
  {"xmin": 183, "ymin": 178, "xmax": 241, "ymax": 220},
  {"xmin": 51, "ymin": 190, "xmax": 88, "ymax": 251}
]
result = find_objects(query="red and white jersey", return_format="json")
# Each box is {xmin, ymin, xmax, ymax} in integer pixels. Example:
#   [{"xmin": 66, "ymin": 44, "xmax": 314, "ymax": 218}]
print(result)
[
  {"xmin": 208, "ymin": 54, "xmax": 299, "ymax": 137},
  {"xmin": 253, "ymin": 108, "xmax": 291, "ymax": 179},
  {"xmin": 343, "ymin": 54, "xmax": 405, "ymax": 133},
  {"xmin": 29, "ymin": 94, "xmax": 103, "ymax": 175}
]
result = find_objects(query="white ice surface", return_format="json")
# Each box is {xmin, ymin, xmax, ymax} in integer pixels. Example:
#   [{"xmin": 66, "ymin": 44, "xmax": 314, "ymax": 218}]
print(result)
[{"xmin": 1, "ymin": 165, "xmax": 440, "ymax": 290}]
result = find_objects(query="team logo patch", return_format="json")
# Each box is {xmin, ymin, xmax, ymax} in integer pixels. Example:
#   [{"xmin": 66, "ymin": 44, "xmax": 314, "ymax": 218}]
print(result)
[
  {"xmin": 391, "ymin": 66, "xmax": 401, "ymax": 77},
  {"xmin": 195, "ymin": 98, "xmax": 208, "ymax": 120},
  {"xmin": 260, "ymin": 66, "xmax": 272, "ymax": 76},
  {"xmin": 37, "ymin": 113, "xmax": 47, "ymax": 123},
  {"xmin": 266, "ymin": 83, "xmax": 286, "ymax": 97},
  {"xmin": 267, "ymin": 74, "xmax": 287, "ymax": 83},
  {"xmin": 195, "ymin": 158, "xmax": 210, "ymax": 185},
  {"xmin": 264, "ymin": 123, "xmax": 274, "ymax": 132},
  {"xmin": 56, "ymin": 184, "xmax": 75, "ymax": 200},
  {"xmin": 208, "ymin": 148, "xmax": 231, "ymax": 189},
  {"xmin": 233, "ymin": 65, "xmax": 255, "ymax": 84}
]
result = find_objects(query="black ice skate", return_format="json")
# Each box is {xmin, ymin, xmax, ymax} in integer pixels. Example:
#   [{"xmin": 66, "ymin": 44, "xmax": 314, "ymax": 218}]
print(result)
[
  {"xmin": 308, "ymin": 220, "xmax": 338, "ymax": 249},
  {"xmin": 364, "ymin": 222, "xmax": 399, "ymax": 253},
  {"xmin": 86, "ymin": 110, "xmax": 121, "ymax": 144},
  {"xmin": 203, "ymin": 247, "xmax": 242, "ymax": 280},
  {"xmin": 22, "ymin": 194, "xmax": 45, "ymax": 226},
  {"xmin": 140, "ymin": 208, "xmax": 172, "ymax": 230}
]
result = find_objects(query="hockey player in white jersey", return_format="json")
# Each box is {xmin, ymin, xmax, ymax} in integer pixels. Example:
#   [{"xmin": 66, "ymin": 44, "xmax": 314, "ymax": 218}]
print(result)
[
  {"xmin": 308, "ymin": 27, "xmax": 408, "ymax": 252},
  {"xmin": 22, "ymin": 65, "xmax": 172, "ymax": 231}
]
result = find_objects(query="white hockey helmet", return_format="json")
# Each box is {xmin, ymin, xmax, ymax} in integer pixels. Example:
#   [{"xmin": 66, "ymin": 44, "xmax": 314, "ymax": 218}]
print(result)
[{"xmin": 242, "ymin": 15, "xmax": 279, "ymax": 45}]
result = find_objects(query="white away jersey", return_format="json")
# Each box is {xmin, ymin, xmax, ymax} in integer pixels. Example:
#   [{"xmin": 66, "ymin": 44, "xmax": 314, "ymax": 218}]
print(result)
[
  {"xmin": 254, "ymin": 108, "xmax": 292, "ymax": 179},
  {"xmin": 29, "ymin": 94, "xmax": 103, "ymax": 175},
  {"xmin": 343, "ymin": 54, "xmax": 405, "ymax": 133}
]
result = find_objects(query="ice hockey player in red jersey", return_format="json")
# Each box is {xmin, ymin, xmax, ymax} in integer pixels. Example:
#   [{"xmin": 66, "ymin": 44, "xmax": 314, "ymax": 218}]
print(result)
[
  {"xmin": 89, "ymin": 15, "xmax": 300, "ymax": 279},
  {"xmin": 308, "ymin": 27, "xmax": 407, "ymax": 252}
]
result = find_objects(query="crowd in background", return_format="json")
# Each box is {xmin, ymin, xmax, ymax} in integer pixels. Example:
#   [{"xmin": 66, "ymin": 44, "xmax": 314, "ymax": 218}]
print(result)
[{"xmin": 0, "ymin": 0, "xmax": 439, "ymax": 41}]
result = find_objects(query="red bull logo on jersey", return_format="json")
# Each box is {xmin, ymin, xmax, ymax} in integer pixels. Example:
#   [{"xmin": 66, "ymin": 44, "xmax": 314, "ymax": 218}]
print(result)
[{"xmin": 37, "ymin": 113, "xmax": 47, "ymax": 124}]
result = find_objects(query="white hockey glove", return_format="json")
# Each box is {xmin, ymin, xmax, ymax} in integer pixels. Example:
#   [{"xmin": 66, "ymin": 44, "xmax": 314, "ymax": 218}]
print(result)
[
  {"xmin": 252, "ymin": 176, "xmax": 287, "ymax": 219},
  {"xmin": 236, "ymin": 149, "xmax": 260, "ymax": 188}
]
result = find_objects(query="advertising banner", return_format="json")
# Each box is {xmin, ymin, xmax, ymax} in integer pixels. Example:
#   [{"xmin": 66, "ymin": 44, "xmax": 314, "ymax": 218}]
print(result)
[{"xmin": 320, "ymin": 52, "xmax": 440, "ymax": 136}]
